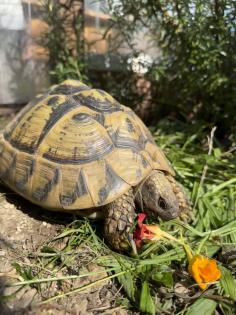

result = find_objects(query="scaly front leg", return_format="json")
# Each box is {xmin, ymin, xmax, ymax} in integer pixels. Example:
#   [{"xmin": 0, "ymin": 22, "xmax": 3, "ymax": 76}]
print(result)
[{"xmin": 104, "ymin": 189, "xmax": 136, "ymax": 251}]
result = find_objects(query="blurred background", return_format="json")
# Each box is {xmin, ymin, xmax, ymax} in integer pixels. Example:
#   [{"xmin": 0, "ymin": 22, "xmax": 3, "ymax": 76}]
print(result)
[{"xmin": 0, "ymin": 0, "xmax": 235, "ymax": 143}]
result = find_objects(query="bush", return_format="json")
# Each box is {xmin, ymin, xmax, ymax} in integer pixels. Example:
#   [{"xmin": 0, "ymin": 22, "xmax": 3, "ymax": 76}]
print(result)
[
  {"xmin": 106, "ymin": 0, "xmax": 236, "ymax": 141},
  {"xmin": 41, "ymin": 0, "xmax": 88, "ymax": 83}
]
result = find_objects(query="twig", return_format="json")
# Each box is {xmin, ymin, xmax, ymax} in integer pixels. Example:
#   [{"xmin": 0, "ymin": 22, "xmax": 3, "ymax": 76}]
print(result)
[
  {"xmin": 37, "ymin": 269, "xmax": 134, "ymax": 305},
  {"xmin": 220, "ymin": 146, "xmax": 236, "ymax": 156},
  {"xmin": 193, "ymin": 126, "xmax": 217, "ymax": 210},
  {"xmin": 88, "ymin": 305, "xmax": 124, "ymax": 313}
]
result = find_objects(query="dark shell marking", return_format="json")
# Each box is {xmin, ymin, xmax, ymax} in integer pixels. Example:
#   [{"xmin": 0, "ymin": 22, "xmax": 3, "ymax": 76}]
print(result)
[
  {"xmin": 73, "ymin": 90, "xmax": 122, "ymax": 113},
  {"xmin": 0, "ymin": 153, "xmax": 16, "ymax": 180},
  {"xmin": 49, "ymin": 83, "xmax": 90, "ymax": 95},
  {"xmin": 36, "ymin": 98, "xmax": 80, "ymax": 149},
  {"xmin": 32, "ymin": 168, "xmax": 60, "ymax": 202},
  {"xmin": 98, "ymin": 163, "xmax": 126, "ymax": 205},
  {"xmin": 59, "ymin": 169, "xmax": 89, "ymax": 206},
  {"xmin": 15, "ymin": 158, "xmax": 35, "ymax": 192}
]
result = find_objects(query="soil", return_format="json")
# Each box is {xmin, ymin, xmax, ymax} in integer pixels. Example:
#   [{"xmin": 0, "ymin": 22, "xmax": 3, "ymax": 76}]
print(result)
[{"xmin": 0, "ymin": 113, "xmax": 136, "ymax": 315}]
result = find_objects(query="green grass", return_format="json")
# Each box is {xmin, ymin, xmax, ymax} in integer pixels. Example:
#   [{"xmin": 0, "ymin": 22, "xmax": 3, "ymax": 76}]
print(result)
[{"xmin": 2, "ymin": 120, "xmax": 236, "ymax": 314}]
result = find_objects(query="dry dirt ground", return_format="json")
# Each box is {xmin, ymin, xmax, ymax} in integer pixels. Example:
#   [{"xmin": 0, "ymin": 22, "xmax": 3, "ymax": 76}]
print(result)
[{"xmin": 0, "ymin": 113, "xmax": 136, "ymax": 315}]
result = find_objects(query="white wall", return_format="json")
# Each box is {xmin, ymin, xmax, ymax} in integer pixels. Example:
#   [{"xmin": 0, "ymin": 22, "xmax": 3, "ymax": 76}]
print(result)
[{"xmin": 0, "ymin": 0, "xmax": 48, "ymax": 105}]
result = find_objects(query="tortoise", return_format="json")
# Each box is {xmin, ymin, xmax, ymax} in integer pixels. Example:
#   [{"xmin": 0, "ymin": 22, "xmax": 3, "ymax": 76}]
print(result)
[{"xmin": 0, "ymin": 80, "xmax": 188, "ymax": 251}]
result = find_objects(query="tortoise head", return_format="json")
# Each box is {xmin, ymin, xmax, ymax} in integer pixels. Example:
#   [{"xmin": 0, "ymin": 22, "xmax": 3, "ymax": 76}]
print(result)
[{"xmin": 135, "ymin": 170, "xmax": 181, "ymax": 220}]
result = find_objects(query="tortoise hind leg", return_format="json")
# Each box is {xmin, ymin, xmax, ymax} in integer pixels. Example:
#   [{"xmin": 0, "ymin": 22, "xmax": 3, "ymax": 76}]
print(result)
[{"xmin": 104, "ymin": 189, "xmax": 136, "ymax": 251}]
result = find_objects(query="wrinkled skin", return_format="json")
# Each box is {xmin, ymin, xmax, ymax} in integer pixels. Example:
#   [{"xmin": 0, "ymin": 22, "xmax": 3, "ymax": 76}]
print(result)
[{"xmin": 135, "ymin": 170, "xmax": 181, "ymax": 220}]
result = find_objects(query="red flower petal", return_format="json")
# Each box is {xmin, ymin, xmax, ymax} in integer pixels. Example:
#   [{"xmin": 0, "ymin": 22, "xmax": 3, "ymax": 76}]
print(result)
[
  {"xmin": 137, "ymin": 213, "xmax": 146, "ymax": 225},
  {"xmin": 134, "ymin": 213, "xmax": 155, "ymax": 247},
  {"xmin": 133, "ymin": 213, "xmax": 146, "ymax": 247}
]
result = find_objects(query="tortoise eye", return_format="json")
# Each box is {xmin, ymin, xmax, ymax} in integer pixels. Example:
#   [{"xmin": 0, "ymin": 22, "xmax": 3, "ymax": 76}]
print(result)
[{"xmin": 158, "ymin": 197, "xmax": 168, "ymax": 210}]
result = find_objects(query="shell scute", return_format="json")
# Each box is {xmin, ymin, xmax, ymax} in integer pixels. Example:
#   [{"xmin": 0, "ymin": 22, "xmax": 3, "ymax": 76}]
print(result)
[
  {"xmin": 38, "ymin": 109, "xmax": 114, "ymax": 165},
  {"xmin": 49, "ymin": 80, "xmax": 90, "ymax": 95},
  {"xmin": 14, "ymin": 153, "xmax": 35, "ymax": 192},
  {"xmin": 73, "ymin": 89, "xmax": 122, "ymax": 113},
  {"xmin": 31, "ymin": 159, "xmax": 61, "ymax": 207},
  {"xmin": 59, "ymin": 166, "xmax": 92, "ymax": 209},
  {"xmin": 0, "ymin": 139, "xmax": 16, "ymax": 182}
]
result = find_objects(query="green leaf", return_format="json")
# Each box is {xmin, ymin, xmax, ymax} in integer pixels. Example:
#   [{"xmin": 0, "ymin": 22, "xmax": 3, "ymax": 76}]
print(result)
[
  {"xmin": 186, "ymin": 298, "xmax": 217, "ymax": 315},
  {"xmin": 139, "ymin": 281, "xmax": 156, "ymax": 315},
  {"xmin": 151, "ymin": 270, "xmax": 173, "ymax": 288},
  {"xmin": 205, "ymin": 179, "xmax": 236, "ymax": 197},
  {"xmin": 182, "ymin": 157, "xmax": 196, "ymax": 165},
  {"xmin": 202, "ymin": 197, "xmax": 221, "ymax": 223},
  {"xmin": 219, "ymin": 267, "xmax": 236, "ymax": 301},
  {"xmin": 213, "ymin": 148, "xmax": 222, "ymax": 158},
  {"xmin": 118, "ymin": 272, "xmax": 136, "ymax": 301},
  {"xmin": 12, "ymin": 263, "xmax": 34, "ymax": 282},
  {"xmin": 219, "ymin": 301, "xmax": 236, "ymax": 315},
  {"xmin": 41, "ymin": 245, "xmax": 58, "ymax": 253}
]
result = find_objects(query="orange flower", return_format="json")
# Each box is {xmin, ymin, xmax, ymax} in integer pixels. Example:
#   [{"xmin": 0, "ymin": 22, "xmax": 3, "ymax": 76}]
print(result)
[{"xmin": 188, "ymin": 254, "xmax": 221, "ymax": 290}]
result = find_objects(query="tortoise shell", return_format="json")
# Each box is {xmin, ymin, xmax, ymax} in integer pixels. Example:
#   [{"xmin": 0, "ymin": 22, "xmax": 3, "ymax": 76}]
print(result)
[{"xmin": 0, "ymin": 80, "xmax": 174, "ymax": 212}]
